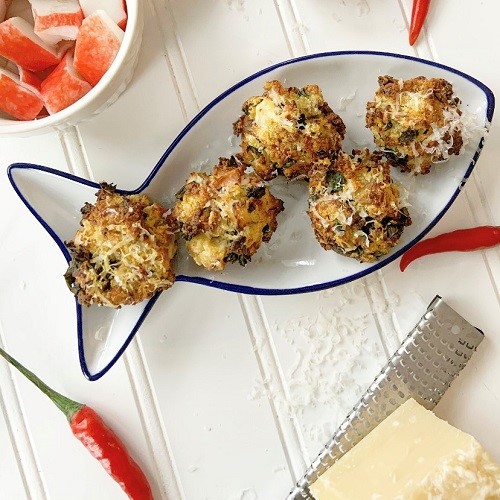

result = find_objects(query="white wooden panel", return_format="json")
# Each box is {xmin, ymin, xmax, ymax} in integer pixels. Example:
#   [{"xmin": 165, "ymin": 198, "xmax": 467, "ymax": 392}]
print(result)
[
  {"xmin": 294, "ymin": 0, "xmax": 412, "ymax": 54},
  {"xmin": 140, "ymin": 283, "xmax": 293, "ymax": 499},
  {"xmin": 0, "ymin": 134, "xmax": 67, "ymax": 171},
  {"xmin": 260, "ymin": 283, "xmax": 388, "ymax": 461},
  {"xmin": 78, "ymin": 1, "xmax": 187, "ymax": 191},
  {"xmin": 0, "ymin": 135, "xmax": 69, "ymax": 500},
  {"xmin": 167, "ymin": 0, "xmax": 292, "ymax": 106},
  {"xmin": 0, "ymin": 362, "xmax": 32, "ymax": 499}
]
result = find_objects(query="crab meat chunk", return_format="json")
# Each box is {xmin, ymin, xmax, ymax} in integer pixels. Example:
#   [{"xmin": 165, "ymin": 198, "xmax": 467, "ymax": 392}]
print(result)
[
  {"xmin": 0, "ymin": 66, "xmax": 44, "ymax": 119},
  {"xmin": 41, "ymin": 50, "xmax": 91, "ymax": 114},
  {"xmin": 29, "ymin": 0, "xmax": 83, "ymax": 44},
  {"xmin": 74, "ymin": 9, "xmax": 124, "ymax": 86},
  {"xmin": 0, "ymin": 16, "xmax": 61, "ymax": 71},
  {"xmin": 79, "ymin": 0, "xmax": 127, "ymax": 30}
]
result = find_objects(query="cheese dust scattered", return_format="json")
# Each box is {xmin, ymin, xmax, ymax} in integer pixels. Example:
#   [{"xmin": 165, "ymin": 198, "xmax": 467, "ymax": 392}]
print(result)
[{"xmin": 249, "ymin": 281, "xmax": 385, "ymax": 444}]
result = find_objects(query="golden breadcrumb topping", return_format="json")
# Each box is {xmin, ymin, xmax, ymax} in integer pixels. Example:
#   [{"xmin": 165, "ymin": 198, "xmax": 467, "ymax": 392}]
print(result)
[
  {"xmin": 65, "ymin": 183, "xmax": 178, "ymax": 308},
  {"xmin": 233, "ymin": 80, "xmax": 345, "ymax": 180},
  {"xmin": 62, "ymin": 76, "xmax": 470, "ymax": 301},
  {"xmin": 366, "ymin": 75, "xmax": 464, "ymax": 174},
  {"xmin": 172, "ymin": 156, "xmax": 284, "ymax": 271},
  {"xmin": 308, "ymin": 149, "xmax": 411, "ymax": 262}
]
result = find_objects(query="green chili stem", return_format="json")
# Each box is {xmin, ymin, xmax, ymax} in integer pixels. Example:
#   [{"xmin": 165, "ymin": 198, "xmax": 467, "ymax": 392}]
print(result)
[{"xmin": 0, "ymin": 346, "xmax": 83, "ymax": 420}]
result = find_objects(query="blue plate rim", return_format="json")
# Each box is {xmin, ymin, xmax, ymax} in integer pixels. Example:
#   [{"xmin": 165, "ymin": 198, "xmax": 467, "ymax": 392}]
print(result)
[{"xmin": 7, "ymin": 50, "xmax": 496, "ymax": 380}]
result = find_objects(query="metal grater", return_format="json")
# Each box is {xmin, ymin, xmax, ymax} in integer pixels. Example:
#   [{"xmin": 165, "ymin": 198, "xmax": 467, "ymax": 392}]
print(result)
[{"xmin": 287, "ymin": 295, "xmax": 484, "ymax": 500}]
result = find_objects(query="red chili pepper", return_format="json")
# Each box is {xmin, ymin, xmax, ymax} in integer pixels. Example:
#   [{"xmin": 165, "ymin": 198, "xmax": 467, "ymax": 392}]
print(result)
[
  {"xmin": 0, "ymin": 346, "xmax": 153, "ymax": 500},
  {"xmin": 409, "ymin": 0, "xmax": 431, "ymax": 46},
  {"xmin": 400, "ymin": 226, "xmax": 500, "ymax": 271}
]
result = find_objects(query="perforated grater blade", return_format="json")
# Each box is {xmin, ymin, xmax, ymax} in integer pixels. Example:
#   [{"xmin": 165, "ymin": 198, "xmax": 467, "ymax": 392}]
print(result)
[{"xmin": 287, "ymin": 295, "xmax": 484, "ymax": 500}]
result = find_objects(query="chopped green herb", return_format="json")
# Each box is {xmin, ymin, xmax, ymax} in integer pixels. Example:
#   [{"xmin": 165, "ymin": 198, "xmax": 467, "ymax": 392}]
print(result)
[
  {"xmin": 248, "ymin": 145, "xmax": 261, "ymax": 157},
  {"xmin": 384, "ymin": 149, "xmax": 409, "ymax": 167},
  {"xmin": 224, "ymin": 252, "xmax": 249, "ymax": 266},
  {"xmin": 326, "ymin": 171, "xmax": 346, "ymax": 193},
  {"xmin": 282, "ymin": 158, "xmax": 296, "ymax": 169},
  {"xmin": 399, "ymin": 129, "xmax": 419, "ymax": 143},
  {"xmin": 333, "ymin": 224, "xmax": 345, "ymax": 235},
  {"xmin": 175, "ymin": 185, "xmax": 186, "ymax": 200},
  {"xmin": 247, "ymin": 186, "xmax": 266, "ymax": 199},
  {"xmin": 386, "ymin": 224, "xmax": 402, "ymax": 238}
]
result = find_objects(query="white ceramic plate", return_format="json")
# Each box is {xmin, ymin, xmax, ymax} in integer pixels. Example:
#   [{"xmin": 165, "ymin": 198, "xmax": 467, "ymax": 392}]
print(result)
[{"xmin": 8, "ymin": 51, "xmax": 494, "ymax": 380}]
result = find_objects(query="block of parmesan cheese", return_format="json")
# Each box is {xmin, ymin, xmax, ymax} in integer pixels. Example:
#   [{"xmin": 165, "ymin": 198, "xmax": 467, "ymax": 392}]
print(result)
[{"xmin": 310, "ymin": 398, "xmax": 500, "ymax": 500}]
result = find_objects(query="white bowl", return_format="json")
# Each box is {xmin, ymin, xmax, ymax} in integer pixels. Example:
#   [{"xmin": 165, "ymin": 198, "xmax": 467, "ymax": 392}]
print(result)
[{"xmin": 0, "ymin": 0, "xmax": 143, "ymax": 137}]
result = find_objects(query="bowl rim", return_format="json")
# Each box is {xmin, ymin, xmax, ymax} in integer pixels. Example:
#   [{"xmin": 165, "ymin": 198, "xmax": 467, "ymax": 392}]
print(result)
[{"xmin": 0, "ymin": 0, "xmax": 139, "ymax": 134}]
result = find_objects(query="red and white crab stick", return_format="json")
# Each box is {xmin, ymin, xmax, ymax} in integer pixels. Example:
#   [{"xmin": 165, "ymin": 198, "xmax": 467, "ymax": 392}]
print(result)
[
  {"xmin": 41, "ymin": 50, "xmax": 91, "ymax": 114},
  {"xmin": 0, "ymin": 66, "xmax": 44, "ymax": 119},
  {"xmin": 79, "ymin": 0, "xmax": 127, "ymax": 31},
  {"xmin": 74, "ymin": 10, "xmax": 124, "ymax": 87},
  {"xmin": 18, "ymin": 65, "xmax": 42, "ymax": 94},
  {"xmin": 29, "ymin": 0, "xmax": 83, "ymax": 44},
  {"xmin": 0, "ymin": 0, "xmax": 126, "ymax": 119},
  {"xmin": 0, "ymin": 16, "xmax": 61, "ymax": 71}
]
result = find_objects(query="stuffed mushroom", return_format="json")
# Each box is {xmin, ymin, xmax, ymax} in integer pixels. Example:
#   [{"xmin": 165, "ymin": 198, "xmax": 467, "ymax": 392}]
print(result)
[
  {"xmin": 233, "ymin": 80, "xmax": 346, "ymax": 180},
  {"xmin": 65, "ymin": 183, "xmax": 178, "ymax": 308},
  {"xmin": 366, "ymin": 75, "xmax": 465, "ymax": 175},
  {"xmin": 308, "ymin": 149, "xmax": 411, "ymax": 262},
  {"xmin": 173, "ymin": 156, "xmax": 284, "ymax": 271}
]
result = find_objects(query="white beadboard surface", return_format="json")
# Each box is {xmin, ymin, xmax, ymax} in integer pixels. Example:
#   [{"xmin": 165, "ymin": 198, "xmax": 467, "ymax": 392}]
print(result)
[{"xmin": 1, "ymin": 0, "xmax": 499, "ymax": 499}]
